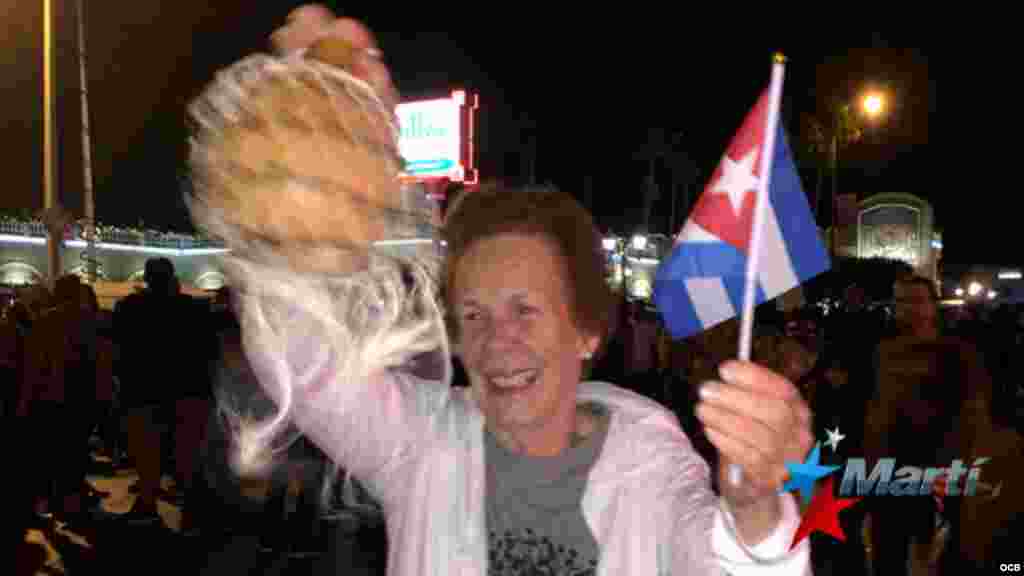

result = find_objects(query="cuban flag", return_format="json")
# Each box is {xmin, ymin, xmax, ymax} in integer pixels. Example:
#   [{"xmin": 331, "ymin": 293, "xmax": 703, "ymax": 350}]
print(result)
[{"xmin": 653, "ymin": 89, "xmax": 829, "ymax": 340}]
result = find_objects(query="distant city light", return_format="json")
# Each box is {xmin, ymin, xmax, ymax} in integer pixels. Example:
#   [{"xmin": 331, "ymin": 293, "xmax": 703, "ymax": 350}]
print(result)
[
  {"xmin": 998, "ymin": 270, "xmax": 1022, "ymax": 280},
  {"xmin": 968, "ymin": 281, "xmax": 984, "ymax": 297},
  {"xmin": 988, "ymin": 290, "xmax": 998, "ymax": 300},
  {"xmin": 626, "ymin": 256, "xmax": 660, "ymax": 266},
  {"xmin": 954, "ymin": 287, "xmax": 965, "ymax": 297},
  {"xmin": 372, "ymin": 238, "xmax": 436, "ymax": 247},
  {"xmin": 0, "ymin": 234, "xmax": 45, "ymax": 246},
  {"xmin": 0, "ymin": 233, "xmax": 229, "ymax": 256}
]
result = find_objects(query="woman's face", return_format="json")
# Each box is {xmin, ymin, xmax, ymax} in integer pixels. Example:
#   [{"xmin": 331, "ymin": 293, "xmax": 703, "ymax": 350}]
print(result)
[{"xmin": 451, "ymin": 233, "xmax": 598, "ymax": 441}]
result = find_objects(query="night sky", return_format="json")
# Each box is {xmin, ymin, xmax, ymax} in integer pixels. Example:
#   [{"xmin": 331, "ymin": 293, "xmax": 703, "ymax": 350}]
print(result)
[{"xmin": 2, "ymin": 4, "xmax": 988, "ymax": 267}]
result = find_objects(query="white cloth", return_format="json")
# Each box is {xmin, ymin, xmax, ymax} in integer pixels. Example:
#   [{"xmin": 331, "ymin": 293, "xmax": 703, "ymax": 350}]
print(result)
[{"xmin": 288, "ymin": 371, "xmax": 810, "ymax": 576}]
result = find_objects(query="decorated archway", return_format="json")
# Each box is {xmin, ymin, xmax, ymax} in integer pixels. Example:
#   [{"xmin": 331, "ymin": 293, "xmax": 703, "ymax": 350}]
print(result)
[
  {"xmin": 194, "ymin": 270, "xmax": 227, "ymax": 291},
  {"xmin": 0, "ymin": 261, "xmax": 43, "ymax": 286},
  {"xmin": 68, "ymin": 264, "xmax": 108, "ymax": 282}
]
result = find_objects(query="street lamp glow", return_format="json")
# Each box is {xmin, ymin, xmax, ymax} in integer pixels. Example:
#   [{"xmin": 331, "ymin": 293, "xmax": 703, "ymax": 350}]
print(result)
[
  {"xmin": 968, "ymin": 281, "xmax": 983, "ymax": 297},
  {"xmin": 988, "ymin": 290, "xmax": 998, "ymax": 300},
  {"xmin": 862, "ymin": 93, "xmax": 885, "ymax": 117},
  {"xmin": 954, "ymin": 287, "xmax": 964, "ymax": 297},
  {"xmin": 632, "ymin": 235, "xmax": 647, "ymax": 251}
]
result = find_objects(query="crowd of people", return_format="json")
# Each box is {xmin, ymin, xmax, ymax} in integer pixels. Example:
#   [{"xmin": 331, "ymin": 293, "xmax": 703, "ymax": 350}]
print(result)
[
  {"xmin": 4, "ymin": 260, "xmax": 214, "ymax": 530},
  {"xmin": 5, "ymin": 256, "xmax": 1022, "ymax": 575},
  {"xmin": 591, "ymin": 277, "xmax": 1023, "ymax": 575}
]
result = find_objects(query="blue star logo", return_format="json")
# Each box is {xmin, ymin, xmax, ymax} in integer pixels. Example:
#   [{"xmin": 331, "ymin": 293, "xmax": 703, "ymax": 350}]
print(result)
[{"xmin": 781, "ymin": 442, "xmax": 840, "ymax": 505}]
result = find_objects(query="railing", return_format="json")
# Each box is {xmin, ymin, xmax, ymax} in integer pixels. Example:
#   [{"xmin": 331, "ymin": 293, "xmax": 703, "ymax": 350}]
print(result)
[
  {"xmin": 2, "ymin": 219, "xmax": 440, "ymax": 254},
  {"xmin": 0, "ymin": 220, "xmax": 47, "ymax": 238},
  {"xmin": 0, "ymin": 219, "xmax": 226, "ymax": 250}
]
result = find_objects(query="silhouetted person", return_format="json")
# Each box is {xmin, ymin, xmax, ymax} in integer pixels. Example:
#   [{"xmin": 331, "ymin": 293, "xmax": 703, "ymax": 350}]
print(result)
[
  {"xmin": 866, "ymin": 276, "xmax": 997, "ymax": 574},
  {"xmin": 20, "ymin": 275, "xmax": 96, "ymax": 522},
  {"xmin": 112, "ymin": 258, "xmax": 196, "ymax": 524}
]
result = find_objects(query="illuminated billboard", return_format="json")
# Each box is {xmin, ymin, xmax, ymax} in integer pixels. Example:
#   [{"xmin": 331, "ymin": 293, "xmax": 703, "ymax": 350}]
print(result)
[
  {"xmin": 858, "ymin": 204, "xmax": 921, "ymax": 267},
  {"xmin": 397, "ymin": 90, "xmax": 478, "ymax": 183}
]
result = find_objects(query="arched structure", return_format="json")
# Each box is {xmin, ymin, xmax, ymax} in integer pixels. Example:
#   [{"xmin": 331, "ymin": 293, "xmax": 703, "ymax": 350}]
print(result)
[
  {"xmin": 0, "ymin": 261, "xmax": 44, "ymax": 286},
  {"xmin": 194, "ymin": 270, "xmax": 227, "ymax": 291},
  {"xmin": 68, "ymin": 264, "xmax": 108, "ymax": 281},
  {"xmin": 856, "ymin": 193, "xmax": 941, "ymax": 282}
]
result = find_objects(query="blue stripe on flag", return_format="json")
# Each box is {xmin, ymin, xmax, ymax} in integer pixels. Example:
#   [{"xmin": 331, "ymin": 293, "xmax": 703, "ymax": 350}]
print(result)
[
  {"xmin": 770, "ymin": 125, "xmax": 831, "ymax": 283},
  {"xmin": 654, "ymin": 241, "xmax": 764, "ymax": 340},
  {"xmin": 720, "ymin": 269, "xmax": 767, "ymax": 318}
]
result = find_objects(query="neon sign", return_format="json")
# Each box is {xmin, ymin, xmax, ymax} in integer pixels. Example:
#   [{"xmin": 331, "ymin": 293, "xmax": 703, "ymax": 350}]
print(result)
[{"xmin": 397, "ymin": 90, "xmax": 478, "ymax": 183}]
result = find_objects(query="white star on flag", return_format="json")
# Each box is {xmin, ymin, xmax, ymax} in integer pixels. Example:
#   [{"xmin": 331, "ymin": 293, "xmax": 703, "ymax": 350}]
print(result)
[
  {"xmin": 710, "ymin": 149, "xmax": 759, "ymax": 215},
  {"xmin": 824, "ymin": 427, "xmax": 845, "ymax": 452}
]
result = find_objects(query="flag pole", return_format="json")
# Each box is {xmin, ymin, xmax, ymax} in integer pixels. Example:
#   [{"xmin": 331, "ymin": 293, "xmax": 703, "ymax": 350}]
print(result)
[
  {"xmin": 738, "ymin": 55, "xmax": 787, "ymax": 362},
  {"xmin": 729, "ymin": 54, "xmax": 787, "ymax": 488}
]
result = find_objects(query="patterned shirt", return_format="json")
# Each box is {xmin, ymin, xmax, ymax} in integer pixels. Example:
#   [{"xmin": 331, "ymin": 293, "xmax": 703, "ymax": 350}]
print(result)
[{"xmin": 485, "ymin": 403, "xmax": 610, "ymax": 575}]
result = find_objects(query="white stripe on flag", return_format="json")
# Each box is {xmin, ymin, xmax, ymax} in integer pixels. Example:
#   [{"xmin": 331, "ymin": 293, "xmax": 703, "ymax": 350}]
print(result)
[
  {"xmin": 756, "ymin": 202, "xmax": 800, "ymax": 300},
  {"xmin": 677, "ymin": 219, "xmax": 721, "ymax": 244},
  {"xmin": 684, "ymin": 277, "xmax": 736, "ymax": 329}
]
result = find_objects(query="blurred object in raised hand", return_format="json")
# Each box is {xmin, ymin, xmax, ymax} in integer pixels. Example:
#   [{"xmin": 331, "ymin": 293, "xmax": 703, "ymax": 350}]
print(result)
[
  {"xmin": 186, "ymin": 31, "xmax": 450, "ymax": 482},
  {"xmin": 187, "ymin": 37, "xmax": 419, "ymax": 275}
]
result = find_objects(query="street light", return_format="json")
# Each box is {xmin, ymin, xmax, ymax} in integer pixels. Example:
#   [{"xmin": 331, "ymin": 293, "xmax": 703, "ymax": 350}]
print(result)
[
  {"xmin": 968, "ymin": 281, "xmax": 983, "ymax": 297},
  {"xmin": 862, "ymin": 92, "xmax": 885, "ymax": 118}
]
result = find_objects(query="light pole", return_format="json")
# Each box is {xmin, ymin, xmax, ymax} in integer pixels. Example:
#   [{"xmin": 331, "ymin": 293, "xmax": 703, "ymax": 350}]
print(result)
[
  {"xmin": 76, "ymin": 0, "xmax": 98, "ymax": 284},
  {"xmin": 829, "ymin": 90, "xmax": 886, "ymax": 254},
  {"xmin": 43, "ymin": 0, "xmax": 60, "ymax": 289}
]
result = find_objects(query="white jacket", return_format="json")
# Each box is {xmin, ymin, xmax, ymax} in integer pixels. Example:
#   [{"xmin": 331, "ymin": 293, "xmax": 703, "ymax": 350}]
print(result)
[{"xmin": 290, "ymin": 370, "xmax": 811, "ymax": 575}]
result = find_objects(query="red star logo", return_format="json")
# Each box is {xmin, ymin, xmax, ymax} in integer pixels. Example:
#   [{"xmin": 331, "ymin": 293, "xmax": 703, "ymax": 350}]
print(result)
[{"xmin": 789, "ymin": 477, "xmax": 862, "ymax": 550}]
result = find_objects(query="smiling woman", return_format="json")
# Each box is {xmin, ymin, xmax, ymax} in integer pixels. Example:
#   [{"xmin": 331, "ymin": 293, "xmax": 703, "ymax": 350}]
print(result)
[{"xmin": 184, "ymin": 8, "xmax": 815, "ymax": 575}]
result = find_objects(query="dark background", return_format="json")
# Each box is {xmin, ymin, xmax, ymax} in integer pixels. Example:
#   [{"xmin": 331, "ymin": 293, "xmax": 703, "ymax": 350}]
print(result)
[{"xmin": 3, "ymin": 4, "xmax": 996, "ymax": 267}]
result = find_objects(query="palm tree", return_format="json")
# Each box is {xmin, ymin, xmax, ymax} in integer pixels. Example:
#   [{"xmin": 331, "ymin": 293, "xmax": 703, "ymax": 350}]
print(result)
[
  {"xmin": 517, "ymin": 112, "xmax": 538, "ymax": 185},
  {"xmin": 633, "ymin": 128, "xmax": 671, "ymax": 234},
  {"xmin": 665, "ymin": 132, "xmax": 699, "ymax": 236}
]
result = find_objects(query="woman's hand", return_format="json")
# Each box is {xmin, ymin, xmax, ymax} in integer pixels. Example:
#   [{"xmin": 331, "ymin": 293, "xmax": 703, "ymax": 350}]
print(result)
[
  {"xmin": 696, "ymin": 360, "xmax": 814, "ymax": 544},
  {"xmin": 270, "ymin": 5, "xmax": 399, "ymax": 113}
]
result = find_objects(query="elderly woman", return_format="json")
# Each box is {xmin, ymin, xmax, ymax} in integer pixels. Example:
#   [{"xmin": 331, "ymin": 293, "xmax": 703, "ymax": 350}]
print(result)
[{"xmin": 189, "ymin": 6, "xmax": 813, "ymax": 574}]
